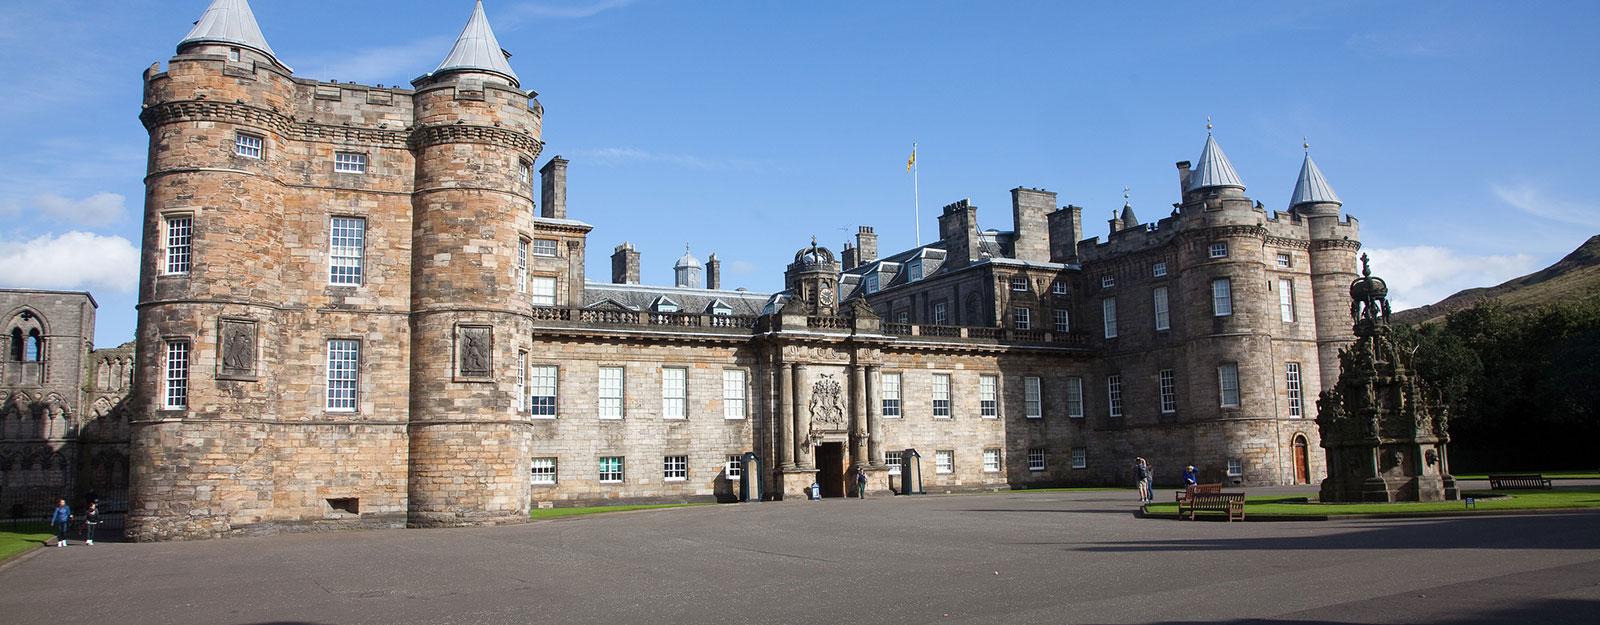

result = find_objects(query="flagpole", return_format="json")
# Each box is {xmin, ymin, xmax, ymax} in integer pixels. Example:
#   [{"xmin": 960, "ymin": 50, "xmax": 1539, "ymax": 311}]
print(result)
[{"xmin": 913, "ymin": 141, "xmax": 921, "ymax": 246}]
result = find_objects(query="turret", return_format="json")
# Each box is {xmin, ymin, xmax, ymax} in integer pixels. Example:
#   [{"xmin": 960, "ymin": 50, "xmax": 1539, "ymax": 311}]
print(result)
[
  {"xmin": 1294, "ymin": 144, "xmax": 1360, "ymax": 392},
  {"xmin": 407, "ymin": 0, "xmax": 542, "ymax": 528}
]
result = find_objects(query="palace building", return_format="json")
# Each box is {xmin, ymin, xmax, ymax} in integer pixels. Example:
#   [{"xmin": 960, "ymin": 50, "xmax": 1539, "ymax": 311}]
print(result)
[{"xmin": 125, "ymin": 0, "xmax": 1361, "ymax": 540}]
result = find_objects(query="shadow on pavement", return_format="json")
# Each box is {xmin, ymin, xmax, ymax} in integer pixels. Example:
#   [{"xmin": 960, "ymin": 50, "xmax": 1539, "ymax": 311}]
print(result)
[
  {"xmin": 1123, "ymin": 597, "xmax": 1598, "ymax": 625},
  {"xmin": 1069, "ymin": 512, "xmax": 1600, "ymax": 553}
]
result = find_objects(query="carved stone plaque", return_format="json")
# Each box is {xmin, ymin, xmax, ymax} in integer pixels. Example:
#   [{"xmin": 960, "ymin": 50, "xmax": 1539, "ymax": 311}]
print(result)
[
  {"xmin": 808, "ymin": 374, "xmax": 846, "ymax": 433},
  {"xmin": 457, "ymin": 325, "xmax": 494, "ymax": 379},
  {"xmin": 217, "ymin": 318, "xmax": 257, "ymax": 380}
]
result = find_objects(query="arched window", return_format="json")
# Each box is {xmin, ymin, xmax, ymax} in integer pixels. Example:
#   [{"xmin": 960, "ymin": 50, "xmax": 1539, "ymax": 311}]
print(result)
[
  {"xmin": 24, "ymin": 329, "xmax": 42, "ymax": 362},
  {"xmin": 7, "ymin": 327, "xmax": 20, "ymax": 361}
]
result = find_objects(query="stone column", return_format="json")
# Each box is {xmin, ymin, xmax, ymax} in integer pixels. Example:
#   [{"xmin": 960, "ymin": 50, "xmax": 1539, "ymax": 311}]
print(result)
[
  {"xmin": 866, "ymin": 365, "xmax": 883, "ymax": 466},
  {"xmin": 793, "ymin": 363, "xmax": 811, "ymax": 468},
  {"xmin": 850, "ymin": 364, "xmax": 867, "ymax": 467},
  {"xmin": 777, "ymin": 361, "xmax": 794, "ymax": 469}
]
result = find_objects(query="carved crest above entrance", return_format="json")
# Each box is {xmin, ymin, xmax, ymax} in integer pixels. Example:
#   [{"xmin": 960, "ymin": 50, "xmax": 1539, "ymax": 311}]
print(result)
[{"xmin": 808, "ymin": 374, "xmax": 846, "ymax": 433}]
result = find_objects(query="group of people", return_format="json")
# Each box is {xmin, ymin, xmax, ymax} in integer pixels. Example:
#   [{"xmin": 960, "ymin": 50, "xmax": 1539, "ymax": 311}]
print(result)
[
  {"xmin": 1135, "ymin": 457, "xmax": 1201, "ymax": 505},
  {"xmin": 49, "ymin": 498, "xmax": 101, "ymax": 547}
]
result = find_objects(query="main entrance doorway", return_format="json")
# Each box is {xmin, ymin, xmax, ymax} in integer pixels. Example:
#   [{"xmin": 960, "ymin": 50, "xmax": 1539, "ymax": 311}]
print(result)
[
  {"xmin": 816, "ymin": 442, "xmax": 847, "ymax": 498},
  {"xmin": 1293, "ymin": 435, "xmax": 1310, "ymax": 485}
]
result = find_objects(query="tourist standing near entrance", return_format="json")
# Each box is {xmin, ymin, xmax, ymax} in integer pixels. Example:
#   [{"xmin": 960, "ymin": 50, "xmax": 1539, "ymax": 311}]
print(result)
[
  {"xmin": 855, "ymin": 467, "xmax": 868, "ymax": 499},
  {"xmin": 51, "ymin": 499, "xmax": 72, "ymax": 547},
  {"xmin": 83, "ymin": 502, "xmax": 101, "ymax": 545}
]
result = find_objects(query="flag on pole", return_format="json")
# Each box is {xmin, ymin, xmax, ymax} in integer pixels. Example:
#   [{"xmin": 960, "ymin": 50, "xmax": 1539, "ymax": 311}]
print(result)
[{"xmin": 906, "ymin": 144, "xmax": 916, "ymax": 172}]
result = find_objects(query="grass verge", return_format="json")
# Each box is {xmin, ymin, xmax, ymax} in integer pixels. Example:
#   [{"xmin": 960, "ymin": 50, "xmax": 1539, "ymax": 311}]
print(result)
[
  {"xmin": 529, "ymin": 503, "xmax": 706, "ymax": 521},
  {"xmin": 1451, "ymin": 471, "xmax": 1600, "ymax": 480},
  {"xmin": 0, "ymin": 523, "xmax": 54, "ymax": 563},
  {"xmin": 1145, "ymin": 489, "xmax": 1600, "ymax": 518}
]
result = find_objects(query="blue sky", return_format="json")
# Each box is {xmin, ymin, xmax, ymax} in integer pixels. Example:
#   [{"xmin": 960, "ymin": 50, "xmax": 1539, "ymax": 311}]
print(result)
[{"xmin": 1, "ymin": 0, "xmax": 1596, "ymax": 346}]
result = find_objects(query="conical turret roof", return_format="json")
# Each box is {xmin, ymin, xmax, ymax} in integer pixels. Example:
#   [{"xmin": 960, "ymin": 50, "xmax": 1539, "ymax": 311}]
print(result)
[
  {"xmin": 432, "ymin": 1, "xmax": 520, "ymax": 86},
  {"xmin": 178, "ymin": 0, "xmax": 280, "ymax": 64},
  {"xmin": 1187, "ymin": 134, "xmax": 1246, "ymax": 192},
  {"xmin": 1290, "ymin": 152, "xmax": 1342, "ymax": 208}
]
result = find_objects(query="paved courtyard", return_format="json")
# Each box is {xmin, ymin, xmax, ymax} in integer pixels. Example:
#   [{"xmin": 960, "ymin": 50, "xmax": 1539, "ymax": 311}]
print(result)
[{"xmin": 2, "ymin": 489, "xmax": 1597, "ymax": 625}]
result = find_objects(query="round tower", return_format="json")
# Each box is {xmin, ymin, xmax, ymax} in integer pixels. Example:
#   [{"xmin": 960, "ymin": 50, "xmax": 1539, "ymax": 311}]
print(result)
[
  {"xmin": 129, "ymin": 0, "xmax": 297, "ymax": 541},
  {"xmin": 1292, "ymin": 149, "xmax": 1359, "ymax": 393},
  {"xmin": 407, "ymin": 1, "xmax": 544, "ymax": 527}
]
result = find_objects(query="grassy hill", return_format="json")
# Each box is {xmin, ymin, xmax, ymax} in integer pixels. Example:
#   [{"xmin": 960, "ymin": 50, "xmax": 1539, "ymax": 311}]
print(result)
[{"xmin": 1392, "ymin": 234, "xmax": 1600, "ymax": 325}]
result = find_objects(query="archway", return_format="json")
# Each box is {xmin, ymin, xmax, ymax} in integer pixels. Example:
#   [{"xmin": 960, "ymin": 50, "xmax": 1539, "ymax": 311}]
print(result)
[{"xmin": 1292, "ymin": 435, "xmax": 1310, "ymax": 485}]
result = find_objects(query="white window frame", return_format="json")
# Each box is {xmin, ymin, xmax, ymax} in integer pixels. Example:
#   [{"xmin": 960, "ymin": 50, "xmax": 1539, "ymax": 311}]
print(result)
[
  {"xmin": 1013, "ymin": 307, "xmax": 1031, "ymax": 330},
  {"xmin": 1071, "ymin": 447, "xmax": 1087, "ymax": 469},
  {"xmin": 1054, "ymin": 309, "xmax": 1070, "ymax": 334},
  {"xmin": 662, "ymin": 367, "xmax": 687, "ymax": 419},
  {"xmin": 983, "ymin": 449, "xmax": 1002, "ymax": 473},
  {"xmin": 863, "ymin": 273, "xmax": 879, "ymax": 294},
  {"xmin": 1152, "ymin": 262, "xmax": 1167, "ymax": 278},
  {"xmin": 1209, "ymin": 242, "xmax": 1228, "ymax": 258},
  {"xmin": 598, "ymin": 456, "xmax": 625, "ymax": 483},
  {"xmin": 531, "ymin": 238, "xmax": 558, "ymax": 257},
  {"xmin": 514, "ymin": 351, "xmax": 527, "ymax": 413},
  {"xmin": 517, "ymin": 238, "xmax": 529, "ymax": 293},
  {"xmin": 519, "ymin": 159, "xmax": 532, "ymax": 184},
  {"xmin": 328, "ymin": 216, "xmax": 365, "ymax": 286},
  {"xmin": 935, "ymin": 450, "xmax": 954, "ymax": 474},
  {"xmin": 881, "ymin": 372, "xmax": 902, "ymax": 417},
  {"xmin": 1066, "ymin": 377, "xmax": 1084, "ymax": 418},
  {"xmin": 530, "ymin": 457, "xmax": 557, "ymax": 485},
  {"xmin": 979, "ymin": 375, "xmax": 998, "ymax": 418},
  {"xmin": 529, "ymin": 365, "xmax": 558, "ymax": 418},
  {"xmin": 932, "ymin": 302, "xmax": 948, "ymax": 325},
  {"xmin": 1153, "ymin": 286, "xmax": 1170, "ymax": 331},
  {"xmin": 163, "ymin": 339, "xmax": 190, "ymax": 410},
  {"xmin": 334, "ymin": 152, "xmax": 367, "ymax": 174},
  {"xmin": 1158, "ymin": 368, "xmax": 1177, "ymax": 414},
  {"xmin": 599, "ymin": 366, "xmax": 625, "ymax": 419},
  {"xmin": 907, "ymin": 259, "xmax": 924, "ymax": 282},
  {"xmin": 1286, "ymin": 362, "xmax": 1304, "ymax": 418},
  {"xmin": 932, "ymin": 374, "xmax": 952, "ymax": 418},
  {"xmin": 663, "ymin": 455, "xmax": 688, "ymax": 481},
  {"xmin": 163, "ymin": 215, "xmax": 192, "ymax": 275},
  {"xmin": 1024, "ymin": 376, "xmax": 1042, "ymax": 419},
  {"xmin": 886, "ymin": 451, "xmax": 903, "ymax": 475},
  {"xmin": 1219, "ymin": 362, "xmax": 1241, "ymax": 407},
  {"xmin": 1011, "ymin": 276, "xmax": 1028, "ymax": 292},
  {"xmin": 726, "ymin": 455, "xmax": 743, "ymax": 479},
  {"xmin": 723, "ymin": 369, "xmax": 747, "ymax": 420},
  {"xmin": 1279, "ymin": 278, "xmax": 1296, "ymax": 322},
  {"xmin": 1227, "ymin": 458, "xmax": 1243, "ymax": 477},
  {"xmin": 227, "ymin": 47, "xmax": 241, "ymax": 62},
  {"xmin": 326, "ymin": 339, "xmax": 360, "ymax": 412},
  {"xmin": 1107, "ymin": 374, "xmax": 1123, "ymax": 417},
  {"xmin": 1101, "ymin": 276, "xmax": 1115, "ymax": 289},
  {"xmin": 1212, "ymin": 278, "xmax": 1233, "ymax": 317},
  {"xmin": 1276, "ymin": 252, "xmax": 1292, "ymax": 268},
  {"xmin": 234, "ymin": 132, "xmax": 263, "ymax": 159},
  {"xmin": 1052, "ymin": 280, "xmax": 1068, "ymax": 295},
  {"xmin": 1102, "ymin": 298, "xmax": 1118, "ymax": 338},
  {"xmin": 1028, "ymin": 449, "xmax": 1046, "ymax": 472},
  {"xmin": 531, "ymin": 276, "xmax": 556, "ymax": 306}
]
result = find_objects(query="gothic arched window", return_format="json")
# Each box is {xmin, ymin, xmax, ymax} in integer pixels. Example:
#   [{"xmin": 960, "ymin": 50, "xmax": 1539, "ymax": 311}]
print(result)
[
  {"xmin": 7, "ymin": 327, "xmax": 20, "ymax": 361},
  {"xmin": 24, "ymin": 329, "xmax": 42, "ymax": 362}
]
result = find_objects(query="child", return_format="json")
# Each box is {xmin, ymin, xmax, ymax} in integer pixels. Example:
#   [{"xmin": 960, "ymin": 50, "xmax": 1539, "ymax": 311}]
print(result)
[
  {"xmin": 83, "ymin": 502, "xmax": 101, "ymax": 546},
  {"xmin": 51, "ymin": 499, "xmax": 72, "ymax": 547}
]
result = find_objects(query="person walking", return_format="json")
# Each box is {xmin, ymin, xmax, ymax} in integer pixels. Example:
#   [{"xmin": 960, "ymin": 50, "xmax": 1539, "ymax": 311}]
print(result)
[
  {"xmin": 83, "ymin": 502, "xmax": 101, "ymax": 546},
  {"xmin": 855, "ymin": 466, "xmax": 869, "ymax": 499},
  {"xmin": 50, "ymin": 499, "xmax": 72, "ymax": 547}
]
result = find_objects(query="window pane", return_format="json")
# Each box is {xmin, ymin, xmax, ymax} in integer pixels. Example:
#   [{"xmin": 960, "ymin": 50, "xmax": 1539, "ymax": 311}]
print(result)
[
  {"xmin": 531, "ymin": 458, "xmax": 557, "ymax": 484},
  {"xmin": 1103, "ymin": 298, "xmax": 1118, "ymax": 338},
  {"xmin": 1072, "ymin": 447, "xmax": 1087, "ymax": 469},
  {"xmin": 1159, "ymin": 369, "xmax": 1177, "ymax": 414},
  {"xmin": 1024, "ymin": 376, "xmax": 1042, "ymax": 418},
  {"xmin": 935, "ymin": 450, "xmax": 953, "ymax": 474},
  {"xmin": 532, "ymin": 239, "xmax": 559, "ymax": 257},
  {"xmin": 599, "ymin": 367, "xmax": 625, "ymax": 419},
  {"xmin": 531, "ymin": 277, "xmax": 556, "ymax": 306},
  {"xmin": 1279, "ymin": 279, "xmax": 1295, "ymax": 322},
  {"xmin": 326, "ymin": 339, "xmax": 359, "ymax": 411},
  {"xmin": 517, "ymin": 239, "xmax": 529, "ymax": 293},
  {"xmin": 662, "ymin": 368, "xmax": 687, "ymax": 419},
  {"xmin": 1286, "ymin": 362, "xmax": 1303, "ymax": 418},
  {"xmin": 1066, "ymin": 377, "xmax": 1084, "ymax": 418},
  {"xmin": 1107, "ymin": 374, "xmax": 1123, "ymax": 417},
  {"xmin": 932, "ymin": 374, "xmax": 951, "ymax": 417},
  {"xmin": 1028, "ymin": 449, "xmax": 1046, "ymax": 471},
  {"xmin": 1212, "ymin": 279, "xmax": 1233, "ymax": 316},
  {"xmin": 530, "ymin": 366, "xmax": 558, "ymax": 417},
  {"xmin": 329, "ymin": 217, "xmax": 365, "ymax": 285},
  {"xmin": 726, "ymin": 455, "xmax": 742, "ymax": 478},
  {"xmin": 1054, "ymin": 309, "xmax": 1070, "ymax": 333},
  {"xmin": 334, "ymin": 152, "xmax": 367, "ymax": 174},
  {"xmin": 886, "ymin": 451, "xmax": 903, "ymax": 475},
  {"xmin": 235, "ymin": 133, "xmax": 262, "ymax": 158},
  {"xmin": 979, "ymin": 375, "xmax": 997, "ymax": 418},
  {"xmin": 164, "ymin": 340, "xmax": 189, "ymax": 410},
  {"xmin": 1219, "ymin": 363, "xmax": 1240, "ymax": 407},
  {"xmin": 599, "ymin": 456, "xmax": 625, "ymax": 482},
  {"xmin": 983, "ymin": 449, "xmax": 1001, "ymax": 472},
  {"xmin": 881, "ymin": 373, "xmax": 902, "ymax": 417},
  {"xmin": 663, "ymin": 455, "xmax": 687, "ymax": 480},
  {"xmin": 165, "ymin": 216, "xmax": 192, "ymax": 275}
]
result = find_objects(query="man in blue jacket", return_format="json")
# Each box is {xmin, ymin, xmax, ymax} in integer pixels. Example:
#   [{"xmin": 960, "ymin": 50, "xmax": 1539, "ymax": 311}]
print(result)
[{"xmin": 51, "ymin": 499, "xmax": 72, "ymax": 547}]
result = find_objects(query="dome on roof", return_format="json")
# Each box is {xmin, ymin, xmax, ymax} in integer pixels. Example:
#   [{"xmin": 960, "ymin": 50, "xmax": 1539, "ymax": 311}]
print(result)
[{"xmin": 675, "ymin": 246, "xmax": 702, "ymax": 269}]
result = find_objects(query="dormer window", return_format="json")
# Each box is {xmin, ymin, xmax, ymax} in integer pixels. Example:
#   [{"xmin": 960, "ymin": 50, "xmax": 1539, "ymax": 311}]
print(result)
[
  {"xmin": 864, "ymin": 273, "xmax": 880, "ymax": 294},
  {"xmin": 653, "ymin": 297, "xmax": 680, "ymax": 313},
  {"xmin": 1209, "ymin": 242, "xmax": 1229, "ymax": 259},
  {"xmin": 907, "ymin": 259, "xmax": 924, "ymax": 282},
  {"xmin": 1101, "ymin": 276, "xmax": 1115, "ymax": 289}
]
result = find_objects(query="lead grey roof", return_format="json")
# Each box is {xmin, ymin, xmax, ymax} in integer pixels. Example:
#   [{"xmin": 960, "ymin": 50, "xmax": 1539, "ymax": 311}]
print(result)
[
  {"xmin": 582, "ymin": 283, "xmax": 771, "ymax": 316},
  {"xmin": 675, "ymin": 247, "xmax": 703, "ymax": 269},
  {"xmin": 178, "ymin": 0, "xmax": 280, "ymax": 64},
  {"xmin": 432, "ymin": 1, "xmax": 521, "ymax": 86},
  {"xmin": 1187, "ymin": 134, "xmax": 1246, "ymax": 191},
  {"xmin": 1289, "ymin": 153, "xmax": 1342, "ymax": 207}
]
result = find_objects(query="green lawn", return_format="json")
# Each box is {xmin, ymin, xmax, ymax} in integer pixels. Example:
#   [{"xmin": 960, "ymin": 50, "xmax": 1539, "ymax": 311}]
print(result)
[
  {"xmin": 0, "ymin": 524, "xmax": 55, "ymax": 563},
  {"xmin": 1146, "ymin": 489, "xmax": 1600, "ymax": 518},
  {"xmin": 1451, "ymin": 471, "xmax": 1600, "ymax": 480},
  {"xmin": 529, "ymin": 503, "xmax": 706, "ymax": 521}
]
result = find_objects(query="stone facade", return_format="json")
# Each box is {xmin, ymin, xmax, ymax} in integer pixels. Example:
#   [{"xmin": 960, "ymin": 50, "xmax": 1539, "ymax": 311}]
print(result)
[{"xmin": 125, "ymin": 1, "xmax": 1365, "ymax": 540}]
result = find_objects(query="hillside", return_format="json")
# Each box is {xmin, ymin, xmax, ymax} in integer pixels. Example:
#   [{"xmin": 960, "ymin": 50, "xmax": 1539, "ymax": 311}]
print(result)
[{"xmin": 1392, "ymin": 234, "xmax": 1600, "ymax": 325}]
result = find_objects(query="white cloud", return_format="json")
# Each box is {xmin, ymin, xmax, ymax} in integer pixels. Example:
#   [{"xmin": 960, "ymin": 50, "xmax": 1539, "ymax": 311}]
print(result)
[
  {"xmin": 1491, "ymin": 182, "xmax": 1600, "ymax": 228},
  {"xmin": 31, "ymin": 192, "xmax": 126, "ymax": 226},
  {"xmin": 1364, "ymin": 246, "xmax": 1539, "ymax": 311},
  {"xmin": 0, "ymin": 231, "xmax": 140, "ymax": 294},
  {"xmin": 570, "ymin": 147, "xmax": 765, "ymax": 171},
  {"xmin": 507, "ymin": 0, "xmax": 636, "ymax": 22}
]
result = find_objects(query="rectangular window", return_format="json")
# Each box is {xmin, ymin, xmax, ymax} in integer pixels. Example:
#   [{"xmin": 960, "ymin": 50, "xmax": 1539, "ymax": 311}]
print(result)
[
  {"xmin": 661, "ymin": 367, "xmax": 687, "ymax": 419},
  {"xmin": 932, "ymin": 374, "xmax": 951, "ymax": 418},
  {"xmin": 908, "ymin": 260, "xmax": 924, "ymax": 282},
  {"xmin": 599, "ymin": 366, "xmax": 625, "ymax": 419},
  {"xmin": 1286, "ymin": 362, "xmax": 1304, "ymax": 418},
  {"xmin": 519, "ymin": 159, "xmax": 532, "ymax": 184},
  {"xmin": 983, "ymin": 449, "xmax": 1001, "ymax": 473},
  {"xmin": 531, "ymin": 276, "xmax": 556, "ymax": 306},
  {"xmin": 1227, "ymin": 458, "xmax": 1243, "ymax": 477},
  {"xmin": 1209, "ymin": 242, "xmax": 1228, "ymax": 258},
  {"xmin": 663, "ymin": 455, "xmax": 687, "ymax": 481},
  {"xmin": 1153, "ymin": 286, "xmax": 1170, "ymax": 331},
  {"xmin": 1103, "ymin": 298, "xmax": 1118, "ymax": 338},
  {"xmin": 1159, "ymin": 369, "xmax": 1177, "ymax": 414},
  {"xmin": 598, "ymin": 456, "xmax": 624, "ymax": 483},
  {"xmin": 726, "ymin": 455, "xmax": 742, "ymax": 479},
  {"xmin": 1107, "ymin": 374, "xmax": 1123, "ymax": 417},
  {"xmin": 1028, "ymin": 449, "xmax": 1046, "ymax": 472},
  {"xmin": 1218, "ymin": 363, "xmax": 1241, "ymax": 407},
  {"xmin": 881, "ymin": 373, "xmax": 902, "ymax": 417},
  {"xmin": 235, "ymin": 132, "xmax": 263, "ymax": 158},
  {"xmin": 723, "ymin": 369, "xmax": 747, "ymax": 419},
  {"xmin": 163, "ymin": 340, "xmax": 190, "ymax": 410},
  {"xmin": 334, "ymin": 152, "xmax": 367, "ymax": 174},
  {"xmin": 1013, "ymin": 307, "xmax": 1031, "ymax": 330},
  {"xmin": 1024, "ymin": 376, "xmax": 1042, "ymax": 419},
  {"xmin": 932, "ymin": 302, "xmax": 948, "ymax": 325},
  {"xmin": 531, "ymin": 238, "xmax": 558, "ymax": 257},
  {"xmin": 530, "ymin": 365, "xmax": 558, "ymax": 418},
  {"xmin": 1101, "ymin": 276, "xmax": 1115, "ymax": 289},
  {"xmin": 1276, "ymin": 252, "xmax": 1292, "ymax": 268},
  {"xmin": 1279, "ymin": 278, "xmax": 1295, "ymax": 322},
  {"xmin": 979, "ymin": 375, "xmax": 998, "ymax": 418},
  {"xmin": 227, "ymin": 47, "xmax": 241, "ymax": 62},
  {"xmin": 1053, "ymin": 309, "xmax": 1070, "ymax": 334},
  {"xmin": 1053, "ymin": 280, "xmax": 1068, "ymax": 295},
  {"xmin": 517, "ymin": 239, "xmax": 529, "ymax": 293},
  {"xmin": 935, "ymin": 450, "xmax": 954, "ymax": 474},
  {"xmin": 1071, "ymin": 447, "xmax": 1088, "ymax": 469},
  {"xmin": 514, "ymin": 351, "xmax": 527, "ymax": 413},
  {"xmin": 164, "ymin": 216, "xmax": 192, "ymax": 275},
  {"xmin": 864, "ymin": 273, "xmax": 879, "ymax": 294},
  {"xmin": 886, "ymin": 451, "xmax": 903, "ymax": 475},
  {"xmin": 530, "ymin": 458, "xmax": 557, "ymax": 485},
  {"xmin": 896, "ymin": 311, "xmax": 909, "ymax": 324},
  {"xmin": 329, "ymin": 217, "xmax": 365, "ymax": 286},
  {"xmin": 1152, "ymin": 262, "xmax": 1167, "ymax": 278},
  {"xmin": 1066, "ymin": 377, "xmax": 1084, "ymax": 418},
  {"xmin": 1011, "ymin": 276, "xmax": 1028, "ymax": 291},
  {"xmin": 326, "ymin": 339, "xmax": 360, "ymax": 412},
  {"xmin": 1212, "ymin": 278, "xmax": 1233, "ymax": 317}
]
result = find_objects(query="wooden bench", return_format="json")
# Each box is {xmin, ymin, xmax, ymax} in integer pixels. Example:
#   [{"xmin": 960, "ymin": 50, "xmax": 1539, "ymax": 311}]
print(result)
[
  {"xmin": 1488, "ymin": 474, "xmax": 1552, "ymax": 490},
  {"xmin": 1175, "ymin": 484, "xmax": 1245, "ymax": 521},
  {"xmin": 1175, "ymin": 482, "xmax": 1223, "ymax": 503}
]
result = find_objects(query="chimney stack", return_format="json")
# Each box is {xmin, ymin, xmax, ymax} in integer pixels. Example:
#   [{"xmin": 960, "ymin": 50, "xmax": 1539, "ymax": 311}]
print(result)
[
  {"xmin": 610, "ymin": 242, "xmax": 640, "ymax": 284},
  {"xmin": 856, "ymin": 226, "xmax": 878, "ymax": 263},
  {"xmin": 707, "ymin": 253, "xmax": 722, "ymax": 290},
  {"xmin": 841, "ymin": 242, "xmax": 859, "ymax": 271},
  {"xmin": 1010, "ymin": 187, "xmax": 1056, "ymax": 263},
  {"xmin": 1047, "ymin": 205, "xmax": 1083, "ymax": 263},
  {"xmin": 1174, "ymin": 160, "xmax": 1192, "ymax": 200},
  {"xmin": 540, "ymin": 156, "xmax": 568, "ymax": 219}
]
